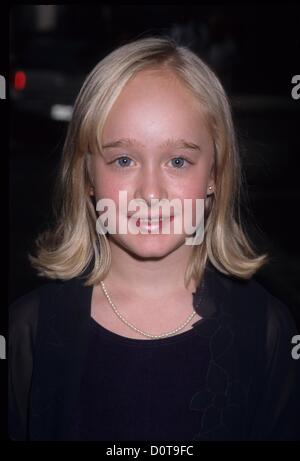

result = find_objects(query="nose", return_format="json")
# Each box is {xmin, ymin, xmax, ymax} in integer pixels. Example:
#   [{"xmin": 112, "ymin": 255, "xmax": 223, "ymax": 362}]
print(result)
[{"xmin": 133, "ymin": 167, "xmax": 168, "ymax": 206}]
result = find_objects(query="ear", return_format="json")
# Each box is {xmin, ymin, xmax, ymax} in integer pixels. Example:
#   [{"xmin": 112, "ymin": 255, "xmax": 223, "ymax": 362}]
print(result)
[
  {"xmin": 207, "ymin": 157, "xmax": 216, "ymax": 196},
  {"xmin": 207, "ymin": 184, "xmax": 214, "ymax": 196}
]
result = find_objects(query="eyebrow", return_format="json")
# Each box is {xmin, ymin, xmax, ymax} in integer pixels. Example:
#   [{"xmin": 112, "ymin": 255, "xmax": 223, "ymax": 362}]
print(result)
[{"xmin": 102, "ymin": 137, "xmax": 201, "ymax": 151}]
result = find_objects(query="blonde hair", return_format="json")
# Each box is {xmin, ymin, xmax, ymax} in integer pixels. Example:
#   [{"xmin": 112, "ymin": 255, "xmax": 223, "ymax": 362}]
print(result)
[{"xmin": 29, "ymin": 35, "xmax": 268, "ymax": 288}]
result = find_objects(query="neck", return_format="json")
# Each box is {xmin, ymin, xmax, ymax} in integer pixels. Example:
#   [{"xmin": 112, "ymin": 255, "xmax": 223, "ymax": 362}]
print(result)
[{"xmin": 105, "ymin": 238, "xmax": 197, "ymax": 299}]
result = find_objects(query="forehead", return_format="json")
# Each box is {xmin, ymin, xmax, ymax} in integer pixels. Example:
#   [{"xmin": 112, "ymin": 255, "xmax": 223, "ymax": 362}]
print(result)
[{"xmin": 102, "ymin": 69, "xmax": 210, "ymax": 145}]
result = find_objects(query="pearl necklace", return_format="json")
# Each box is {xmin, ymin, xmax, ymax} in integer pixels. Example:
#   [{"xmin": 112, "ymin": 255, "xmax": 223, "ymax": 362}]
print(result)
[{"xmin": 100, "ymin": 281, "xmax": 197, "ymax": 339}]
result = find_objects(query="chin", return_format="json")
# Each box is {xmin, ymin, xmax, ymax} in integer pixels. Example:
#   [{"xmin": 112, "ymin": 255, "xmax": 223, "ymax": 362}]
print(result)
[{"xmin": 110, "ymin": 233, "xmax": 186, "ymax": 259}]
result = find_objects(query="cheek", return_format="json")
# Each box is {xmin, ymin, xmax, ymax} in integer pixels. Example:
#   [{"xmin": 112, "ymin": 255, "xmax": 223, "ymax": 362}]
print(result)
[
  {"xmin": 94, "ymin": 171, "xmax": 129, "ymax": 201},
  {"xmin": 173, "ymin": 169, "xmax": 209, "ymax": 200},
  {"xmin": 95, "ymin": 181, "xmax": 118, "ymax": 201},
  {"xmin": 174, "ymin": 183, "xmax": 206, "ymax": 200}
]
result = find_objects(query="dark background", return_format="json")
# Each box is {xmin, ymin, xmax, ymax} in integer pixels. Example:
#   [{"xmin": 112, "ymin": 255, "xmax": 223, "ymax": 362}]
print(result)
[{"xmin": 9, "ymin": 4, "xmax": 300, "ymax": 328}]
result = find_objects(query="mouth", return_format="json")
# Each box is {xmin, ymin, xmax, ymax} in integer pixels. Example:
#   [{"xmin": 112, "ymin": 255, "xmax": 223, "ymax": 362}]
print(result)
[{"xmin": 127, "ymin": 215, "xmax": 175, "ymax": 229}]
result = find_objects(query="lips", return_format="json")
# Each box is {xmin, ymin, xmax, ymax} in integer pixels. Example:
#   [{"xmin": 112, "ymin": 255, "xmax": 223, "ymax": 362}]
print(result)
[
  {"xmin": 127, "ymin": 214, "xmax": 174, "ymax": 220},
  {"xmin": 139, "ymin": 217, "xmax": 168, "ymax": 222},
  {"xmin": 138, "ymin": 218, "xmax": 164, "ymax": 226},
  {"xmin": 129, "ymin": 215, "xmax": 174, "ymax": 228}
]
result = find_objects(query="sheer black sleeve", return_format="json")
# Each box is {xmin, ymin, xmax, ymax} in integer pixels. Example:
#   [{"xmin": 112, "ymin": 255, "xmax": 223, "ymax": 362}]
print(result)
[
  {"xmin": 249, "ymin": 294, "xmax": 300, "ymax": 440},
  {"xmin": 8, "ymin": 289, "xmax": 40, "ymax": 441}
]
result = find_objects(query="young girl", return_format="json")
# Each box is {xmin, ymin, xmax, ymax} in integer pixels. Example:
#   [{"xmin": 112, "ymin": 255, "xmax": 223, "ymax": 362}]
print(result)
[{"xmin": 9, "ymin": 36, "xmax": 299, "ymax": 441}]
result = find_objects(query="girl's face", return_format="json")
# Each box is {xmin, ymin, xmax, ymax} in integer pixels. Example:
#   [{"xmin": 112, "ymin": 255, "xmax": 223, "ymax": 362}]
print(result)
[{"xmin": 89, "ymin": 69, "xmax": 215, "ymax": 259}]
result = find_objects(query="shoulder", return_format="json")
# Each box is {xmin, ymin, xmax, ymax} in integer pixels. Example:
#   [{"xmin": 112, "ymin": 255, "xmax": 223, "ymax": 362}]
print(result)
[
  {"xmin": 9, "ymin": 275, "xmax": 92, "ymax": 346},
  {"xmin": 207, "ymin": 265, "xmax": 297, "ymax": 339},
  {"xmin": 206, "ymin": 267, "xmax": 298, "ymax": 389},
  {"xmin": 9, "ymin": 288, "xmax": 40, "ymax": 340},
  {"xmin": 9, "ymin": 280, "xmax": 68, "ymax": 339}
]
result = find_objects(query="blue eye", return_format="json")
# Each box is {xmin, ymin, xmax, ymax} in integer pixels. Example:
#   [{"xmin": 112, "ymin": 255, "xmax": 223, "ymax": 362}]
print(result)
[
  {"xmin": 170, "ymin": 157, "xmax": 189, "ymax": 168},
  {"xmin": 110, "ymin": 156, "xmax": 191, "ymax": 169},
  {"xmin": 114, "ymin": 156, "xmax": 132, "ymax": 167}
]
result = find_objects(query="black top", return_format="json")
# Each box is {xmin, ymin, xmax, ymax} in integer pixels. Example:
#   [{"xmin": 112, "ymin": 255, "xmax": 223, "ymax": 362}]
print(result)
[
  {"xmin": 8, "ymin": 263, "xmax": 300, "ymax": 441},
  {"xmin": 71, "ymin": 317, "xmax": 211, "ymax": 441}
]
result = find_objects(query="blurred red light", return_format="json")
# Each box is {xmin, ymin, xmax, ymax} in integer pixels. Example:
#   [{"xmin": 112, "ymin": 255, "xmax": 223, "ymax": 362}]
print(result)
[{"xmin": 14, "ymin": 71, "xmax": 26, "ymax": 90}]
